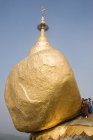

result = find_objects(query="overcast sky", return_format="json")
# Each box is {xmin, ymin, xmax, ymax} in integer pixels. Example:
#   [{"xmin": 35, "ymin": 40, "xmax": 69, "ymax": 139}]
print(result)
[{"xmin": 0, "ymin": 0, "xmax": 93, "ymax": 136}]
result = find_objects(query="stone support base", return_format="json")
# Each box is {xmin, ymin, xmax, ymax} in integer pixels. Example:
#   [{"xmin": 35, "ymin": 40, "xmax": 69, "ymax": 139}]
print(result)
[
  {"xmin": 30, "ymin": 132, "xmax": 93, "ymax": 140},
  {"xmin": 29, "ymin": 115, "xmax": 93, "ymax": 140}
]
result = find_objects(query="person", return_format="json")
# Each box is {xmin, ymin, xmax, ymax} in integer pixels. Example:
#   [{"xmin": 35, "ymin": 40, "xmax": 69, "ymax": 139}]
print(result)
[
  {"xmin": 80, "ymin": 98, "xmax": 88, "ymax": 118},
  {"xmin": 80, "ymin": 98, "xmax": 84, "ymax": 116},
  {"xmin": 88, "ymin": 98, "xmax": 92, "ymax": 113},
  {"xmin": 91, "ymin": 100, "xmax": 93, "ymax": 113},
  {"xmin": 84, "ymin": 100, "xmax": 89, "ymax": 118}
]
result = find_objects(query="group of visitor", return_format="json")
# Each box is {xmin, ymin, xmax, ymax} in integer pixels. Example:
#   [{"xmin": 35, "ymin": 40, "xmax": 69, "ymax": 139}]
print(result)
[{"xmin": 80, "ymin": 98, "xmax": 93, "ymax": 118}]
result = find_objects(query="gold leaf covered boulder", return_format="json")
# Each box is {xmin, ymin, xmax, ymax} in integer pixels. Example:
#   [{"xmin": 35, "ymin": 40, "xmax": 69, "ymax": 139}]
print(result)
[{"xmin": 4, "ymin": 16, "xmax": 81, "ymax": 133}]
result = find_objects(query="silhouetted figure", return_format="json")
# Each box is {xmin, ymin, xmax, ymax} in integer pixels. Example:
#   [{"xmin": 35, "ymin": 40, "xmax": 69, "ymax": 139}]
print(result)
[
  {"xmin": 91, "ymin": 100, "xmax": 93, "ymax": 113},
  {"xmin": 80, "ymin": 98, "xmax": 88, "ymax": 118},
  {"xmin": 88, "ymin": 98, "xmax": 92, "ymax": 113}
]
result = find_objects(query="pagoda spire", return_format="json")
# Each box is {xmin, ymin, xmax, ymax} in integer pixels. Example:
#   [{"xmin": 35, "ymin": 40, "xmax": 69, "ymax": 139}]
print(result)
[{"xmin": 37, "ymin": 7, "xmax": 49, "ymax": 31}]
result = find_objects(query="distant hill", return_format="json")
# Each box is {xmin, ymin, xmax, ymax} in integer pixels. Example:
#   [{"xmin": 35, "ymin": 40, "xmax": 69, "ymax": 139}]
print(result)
[{"xmin": 0, "ymin": 134, "xmax": 28, "ymax": 140}]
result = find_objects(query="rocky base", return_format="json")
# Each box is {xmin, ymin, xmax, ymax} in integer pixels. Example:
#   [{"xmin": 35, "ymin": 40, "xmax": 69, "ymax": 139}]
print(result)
[
  {"xmin": 30, "ymin": 132, "xmax": 93, "ymax": 140},
  {"xmin": 30, "ymin": 115, "xmax": 93, "ymax": 140}
]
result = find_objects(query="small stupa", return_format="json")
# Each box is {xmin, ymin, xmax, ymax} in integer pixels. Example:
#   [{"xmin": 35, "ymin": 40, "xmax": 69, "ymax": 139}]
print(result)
[{"xmin": 4, "ymin": 9, "xmax": 93, "ymax": 140}]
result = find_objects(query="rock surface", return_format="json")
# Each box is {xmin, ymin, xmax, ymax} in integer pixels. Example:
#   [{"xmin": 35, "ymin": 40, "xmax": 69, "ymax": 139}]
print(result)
[{"xmin": 4, "ymin": 18, "xmax": 81, "ymax": 133}]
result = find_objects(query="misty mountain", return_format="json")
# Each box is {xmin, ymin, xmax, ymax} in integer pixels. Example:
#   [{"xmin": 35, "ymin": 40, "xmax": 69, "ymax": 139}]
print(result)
[{"xmin": 0, "ymin": 134, "xmax": 29, "ymax": 140}]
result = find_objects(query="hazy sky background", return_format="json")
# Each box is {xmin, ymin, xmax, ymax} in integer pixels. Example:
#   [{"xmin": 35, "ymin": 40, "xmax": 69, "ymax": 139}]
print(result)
[{"xmin": 0, "ymin": 0, "xmax": 93, "ymax": 137}]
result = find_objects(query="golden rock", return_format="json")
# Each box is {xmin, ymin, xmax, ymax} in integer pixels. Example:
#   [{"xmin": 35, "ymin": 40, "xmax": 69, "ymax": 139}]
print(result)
[{"xmin": 4, "ymin": 16, "xmax": 81, "ymax": 132}]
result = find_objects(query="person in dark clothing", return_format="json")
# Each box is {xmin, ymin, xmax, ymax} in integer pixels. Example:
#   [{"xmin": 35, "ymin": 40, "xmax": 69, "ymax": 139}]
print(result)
[
  {"xmin": 88, "ymin": 98, "xmax": 92, "ymax": 113},
  {"xmin": 80, "ymin": 98, "xmax": 88, "ymax": 118}
]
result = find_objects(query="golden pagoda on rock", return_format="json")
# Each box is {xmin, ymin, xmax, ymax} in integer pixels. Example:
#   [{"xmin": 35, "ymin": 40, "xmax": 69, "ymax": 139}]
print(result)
[{"xmin": 5, "ymin": 11, "xmax": 93, "ymax": 140}]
